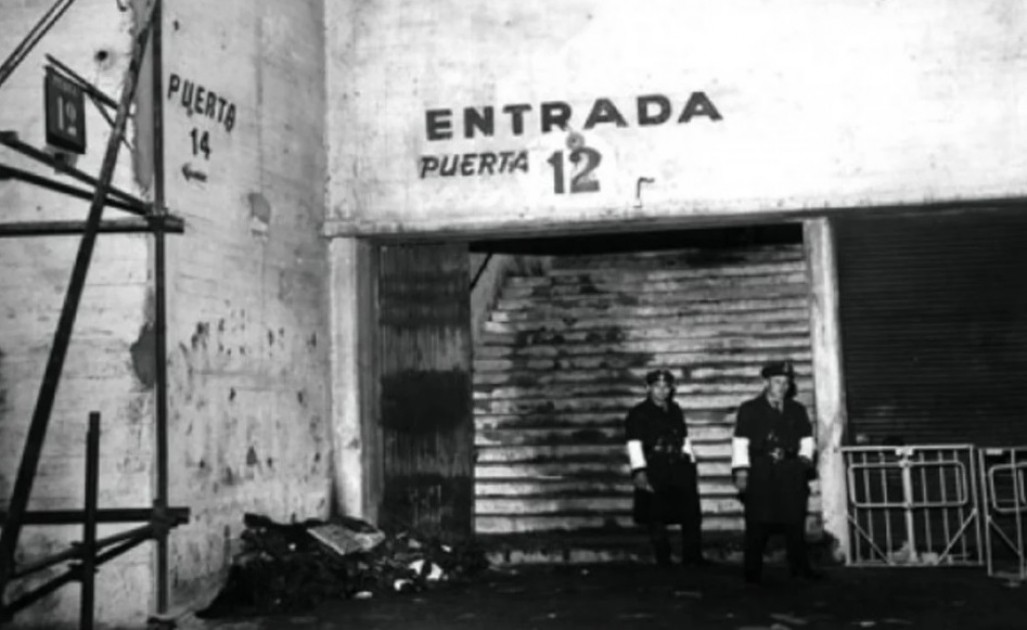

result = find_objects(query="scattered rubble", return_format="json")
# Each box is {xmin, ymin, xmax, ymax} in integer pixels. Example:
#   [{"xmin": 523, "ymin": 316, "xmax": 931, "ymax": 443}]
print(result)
[{"xmin": 195, "ymin": 513, "xmax": 488, "ymax": 619}]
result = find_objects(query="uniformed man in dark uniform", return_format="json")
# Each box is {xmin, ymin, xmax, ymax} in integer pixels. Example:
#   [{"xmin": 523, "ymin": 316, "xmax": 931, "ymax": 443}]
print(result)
[
  {"xmin": 625, "ymin": 369, "xmax": 708, "ymax": 567},
  {"xmin": 731, "ymin": 360, "xmax": 819, "ymax": 584}
]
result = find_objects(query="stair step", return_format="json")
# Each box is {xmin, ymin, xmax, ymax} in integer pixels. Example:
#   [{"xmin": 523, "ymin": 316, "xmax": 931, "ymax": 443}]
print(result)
[
  {"xmin": 499, "ymin": 280, "xmax": 808, "ymax": 305},
  {"xmin": 477, "ymin": 512, "xmax": 821, "ymax": 539},
  {"xmin": 475, "ymin": 478, "xmax": 737, "ymax": 497},
  {"xmin": 474, "ymin": 349, "xmax": 813, "ymax": 374},
  {"xmin": 475, "ymin": 443, "xmax": 733, "ymax": 464},
  {"xmin": 476, "ymin": 494, "xmax": 823, "ymax": 517},
  {"xmin": 508, "ymin": 262, "xmax": 808, "ymax": 287},
  {"xmin": 483, "ymin": 307, "xmax": 809, "ymax": 333},
  {"xmin": 474, "ymin": 364, "xmax": 812, "ymax": 386},
  {"xmin": 489, "ymin": 298, "xmax": 808, "ymax": 323},
  {"xmin": 476, "ymin": 495, "xmax": 744, "ymax": 515},
  {"xmin": 475, "ymin": 424, "xmax": 735, "ymax": 446},
  {"xmin": 548, "ymin": 248, "xmax": 805, "ymax": 273},
  {"xmin": 475, "ymin": 527, "xmax": 751, "ymax": 565},
  {"xmin": 474, "ymin": 410, "xmax": 737, "ymax": 428},
  {"xmin": 509, "ymin": 267, "xmax": 805, "ymax": 291},
  {"xmin": 474, "ymin": 513, "xmax": 745, "ymax": 534},
  {"xmin": 475, "ymin": 336, "xmax": 810, "ymax": 359},
  {"xmin": 476, "ymin": 461, "xmax": 734, "ymax": 479},
  {"xmin": 479, "ymin": 322, "xmax": 810, "ymax": 346},
  {"xmin": 473, "ymin": 393, "xmax": 815, "ymax": 415},
  {"xmin": 504, "ymin": 276, "xmax": 808, "ymax": 300},
  {"xmin": 474, "ymin": 378, "xmax": 811, "ymax": 400},
  {"xmin": 474, "ymin": 410, "xmax": 817, "ymax": 433}
]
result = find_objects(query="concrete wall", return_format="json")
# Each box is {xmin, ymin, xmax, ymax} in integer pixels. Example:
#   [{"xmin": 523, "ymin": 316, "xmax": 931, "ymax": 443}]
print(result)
[
  {"xmin": 0, "ymin": 1, "xmax": 330, "ymax": 626},
  {"xmin": 0, "ymin": 2, "xmax": 156, "ymax": 627},
  {"xmin": 325, "ymin": 0, "xmax": 1027, "ymax": 237},
  {"xmin": 160, "ymin": 0, "xmax": 330, "ymax": 614}
]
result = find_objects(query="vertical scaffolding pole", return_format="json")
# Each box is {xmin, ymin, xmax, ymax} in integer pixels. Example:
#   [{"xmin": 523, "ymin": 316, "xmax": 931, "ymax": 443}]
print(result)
[
  {"xmin": 150, "ymin": 0, "xmax": 172, "ymax": 613},
  {"xmin": 79, "ymin": 412, "xmax": 100, "ymax": 630},
  {"xmin": 0, "ymin": 4, "xmax": 155, "ymax": 602}
]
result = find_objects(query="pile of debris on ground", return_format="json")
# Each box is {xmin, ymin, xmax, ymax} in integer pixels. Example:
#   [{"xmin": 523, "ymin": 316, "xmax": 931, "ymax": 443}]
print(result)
[{"xmin": 196, "ymin": 513, "xmax": 489, "ymax": 619}]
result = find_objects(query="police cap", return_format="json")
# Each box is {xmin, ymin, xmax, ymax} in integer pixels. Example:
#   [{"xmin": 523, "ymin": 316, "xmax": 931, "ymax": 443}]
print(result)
[{"xmin": 760, "ymin": 360, "xmax": 795, "ymax": 379}]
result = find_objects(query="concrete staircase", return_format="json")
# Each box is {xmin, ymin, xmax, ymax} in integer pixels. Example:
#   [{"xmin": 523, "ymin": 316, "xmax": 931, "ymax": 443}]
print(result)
[{"xmin": 473, "ymin": 245, "xmax": 815, "ymax": 563}]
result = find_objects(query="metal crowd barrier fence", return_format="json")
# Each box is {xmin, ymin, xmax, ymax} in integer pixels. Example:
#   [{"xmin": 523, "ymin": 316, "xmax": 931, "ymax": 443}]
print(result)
[
  {"xmin": 842, "ymin": 445, "xmax": 983, "ymax": 567},
  {"xmin": 978, "ymin": 447, "xmax": 1027, "ymax": 580}
]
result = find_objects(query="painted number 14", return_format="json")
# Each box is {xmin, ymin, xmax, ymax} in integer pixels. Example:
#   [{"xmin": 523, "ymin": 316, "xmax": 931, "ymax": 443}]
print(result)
[
  {"xmin": 190, "ymin": 127, "xmax": 211, "ymax": 159},
  {"xmin": 547, "ymin": 148, "xmax": 601, "ymax": 194}
]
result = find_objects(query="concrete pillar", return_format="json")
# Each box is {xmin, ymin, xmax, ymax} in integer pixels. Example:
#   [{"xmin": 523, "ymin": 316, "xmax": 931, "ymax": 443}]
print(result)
[
  {"xmin": 803, "ymin": 218, "xmax": 850, "ymax": 563},
  {"xmin": 328, "ymin": 237, "xmax": 380, "ymax": 522}
]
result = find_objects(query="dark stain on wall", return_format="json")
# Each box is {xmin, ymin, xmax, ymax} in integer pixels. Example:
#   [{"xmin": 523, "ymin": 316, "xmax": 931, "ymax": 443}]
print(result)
[
  {"xmin": 129, "ymin": 322, "xmax": 156, "ymax": 388},
  {"xmin": 191, "ymin": 322, "xmax": 210, "ymax": 349},
  {"xmin": 380, "ymin": 370, "xmax": 471, "ymax": 433},
  {"xmin": 379, "ymin": 473, "xmax": 473, "ymax": 539},
  {"xmin": 246, "ymin": 446, "xmax": 259, "ymax": 467}
]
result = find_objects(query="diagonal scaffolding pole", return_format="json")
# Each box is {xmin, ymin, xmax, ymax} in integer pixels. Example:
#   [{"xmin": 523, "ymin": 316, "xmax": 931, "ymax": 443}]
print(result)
[
  {"xmin": 0, "ymin": 0, "xmax": 77, "ymax": 90},
  {"xmin": 0, "ymin": 1, "xmax": 157, "ymax": 601}
]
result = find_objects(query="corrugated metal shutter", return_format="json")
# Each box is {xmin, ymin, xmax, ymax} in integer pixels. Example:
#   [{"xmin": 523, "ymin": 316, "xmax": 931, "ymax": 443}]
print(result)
[
  {"xmin": 378, "ymin": 243, "xmax": 474, "ymax": 538},
  {"xmin": 835, "ymin": 209, "xmax": 1027, "ymax": 447}
]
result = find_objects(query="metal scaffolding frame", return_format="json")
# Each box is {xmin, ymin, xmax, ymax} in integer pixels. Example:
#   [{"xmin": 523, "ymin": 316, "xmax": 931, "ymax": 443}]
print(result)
[{"xmin": 0, "ymin": 1, "xmax": 189, "ymax": 626}]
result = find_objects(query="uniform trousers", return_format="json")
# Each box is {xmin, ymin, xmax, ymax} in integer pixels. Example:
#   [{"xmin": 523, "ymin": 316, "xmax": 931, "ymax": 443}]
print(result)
[
  {"xmin": 743, "ymin": 520, "xmax": 810, "ymax": 582},
  {"xmin": 644, "ymin": 483, "xmax": 702, "ymax": 565}
]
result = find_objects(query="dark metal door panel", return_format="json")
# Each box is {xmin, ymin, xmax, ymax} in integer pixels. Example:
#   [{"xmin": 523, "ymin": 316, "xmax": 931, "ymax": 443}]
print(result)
[
  {"xmin": 378, "ymin": 243, "xmax": 473, "ymax": 538},
  {"xmin": 835, "ymin": 209, "xmax": 1027, "ymax": 446}
]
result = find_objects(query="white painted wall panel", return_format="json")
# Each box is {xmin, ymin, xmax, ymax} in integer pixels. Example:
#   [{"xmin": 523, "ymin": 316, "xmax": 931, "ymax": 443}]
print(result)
[{"xmin": 326, "ymin": 0, "xmax": 1027, "ymax": 235}]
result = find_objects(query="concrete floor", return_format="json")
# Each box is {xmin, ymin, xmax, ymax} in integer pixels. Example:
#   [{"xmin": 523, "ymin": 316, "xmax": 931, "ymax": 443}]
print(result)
[{"xmin": 173, "ymin": 561, "xmax": 1027, "ymax": 630}]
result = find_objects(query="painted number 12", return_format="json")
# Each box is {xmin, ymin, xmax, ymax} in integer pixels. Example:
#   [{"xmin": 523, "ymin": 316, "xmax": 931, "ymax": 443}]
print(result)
[{"xmin": 547, "ymin": 148, "xmax": 602, "ymax": 194}]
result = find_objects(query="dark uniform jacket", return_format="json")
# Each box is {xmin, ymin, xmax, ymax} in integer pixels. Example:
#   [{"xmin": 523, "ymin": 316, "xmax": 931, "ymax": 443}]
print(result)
[
  {"xmin": 625, "ymin": 398, "xmax": 699, "ymax": 525},
  {"xmin": 734, "ymin": 395, "xmax": 813, "ymax": 525}
]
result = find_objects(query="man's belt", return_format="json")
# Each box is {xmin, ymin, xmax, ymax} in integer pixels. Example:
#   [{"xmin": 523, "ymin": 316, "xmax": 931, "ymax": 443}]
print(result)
[
  {"xmin": 646, "ymin": 445, "xmax": 685, "ymax": 463},
  {"xmin": 749, "ymin": 447, "xmax": 798, "ymax": 463}
]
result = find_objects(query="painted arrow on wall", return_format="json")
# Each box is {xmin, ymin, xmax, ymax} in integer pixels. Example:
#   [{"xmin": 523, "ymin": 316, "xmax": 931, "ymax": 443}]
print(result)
[{"xmin": 181, "ymin": 163, "xmax": 207, "ymax": 182}]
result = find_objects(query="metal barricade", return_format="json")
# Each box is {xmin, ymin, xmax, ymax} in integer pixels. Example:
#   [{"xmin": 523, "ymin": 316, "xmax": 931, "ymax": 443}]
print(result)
[
  {"xmin": 842, "ymin": 445, "xmax": 983, "ymax": 567},
  {"xmin": 978, "ymin": 447, "xmax": 1027, "ymax": 580}
]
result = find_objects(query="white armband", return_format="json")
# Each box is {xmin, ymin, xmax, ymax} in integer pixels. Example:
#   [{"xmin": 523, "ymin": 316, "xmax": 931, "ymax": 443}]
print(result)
[
  {"xmin": 682, "ymin": 437, "xmax": 695, "ymax": 461},
  {"xmin": 732, "ymin": 437, "xmax": 750, "ymax": 469},
  {"xmin": 799, "ymin": 436, "xmax": 815, "ymax": 461},
  {"xmin": 627, "ymin": 440, "xmax": 646, "ymax": 470}
]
